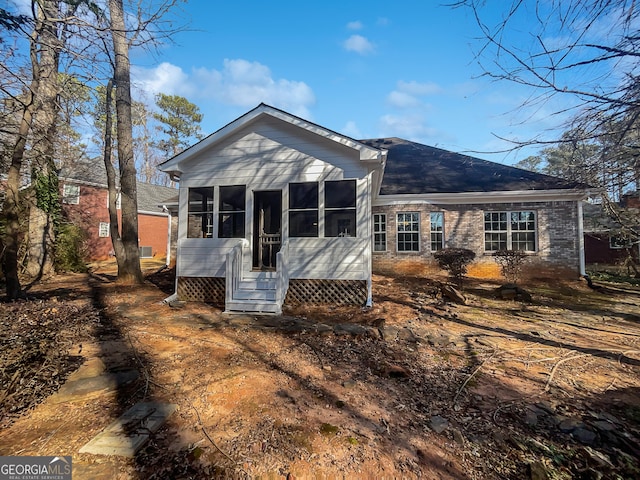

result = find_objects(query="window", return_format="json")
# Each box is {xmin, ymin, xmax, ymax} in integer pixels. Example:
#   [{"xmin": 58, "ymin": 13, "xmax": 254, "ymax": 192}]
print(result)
[
  {"xmin": 218, "ymin": 185, "xmax": 245, "ymax": 238},
  {"xmin": 430, "ymin": 212, "xmax": 444, "ymax": 251},
  {"xmin": 105, "ymin": 192, "xmax": 121, "ymax": 209},
  {"xmin": 610, "ymin": 234, "xmax": 631, "ymax": 249},
  {"xmin": 373, "ymin": 213, "xmax": 387, "ymax": 251},
  {"xmin": 187, "ymin": 187, "xmax": 214, "ymax": 238},
  {"xmin": 484, "ymin": 211, "xmax": 536, "ymax": 252},
  {"xmin": 397, "ymin": 212, "xmax": 420, "ymax": 252},
  {"xmin": 99, "ymin": 222, "xmax": 110, "ymax": 238},
  {"xmin": 325, "ymin": 180, "xmax": 356, "ymax": 237},
  {"xmin": 62, "ymin": 184, "xmax": 80, "ymax": 204},
  {"xmin": 289, "ymin": 182, "xmax": 318, "ymax": 237}
]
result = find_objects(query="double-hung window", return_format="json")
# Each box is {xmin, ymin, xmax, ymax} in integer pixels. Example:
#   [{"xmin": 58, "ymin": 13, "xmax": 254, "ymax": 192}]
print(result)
[
  {"xmin": 484, "ymin": 211, "xmax": 536, "ymax": 252},
  {"xmin": 373, "ymin": 213, "xmax": 387, "ymax": 251},
  {"xmin": 98, "ymin": 222, "xmax": 110, "ymax": 238},
  {"xmin": 430, "ymin": 212, "xmax": 444, "ymax": 251},
  {"xmin": 397, "ymin": 212, "xmax": 420, "ymax": 252},
  {"xmin": 187, "ymin": 187, "xmax": 214, "ymax": 238},
  {"xmin": 325, "ymin": 180, "xmax": 356, "ymax": 237},
  {"xmin": 219, "ymin": 185, "xmax": 246, "ymax": 238},
  {"xmin": 289, "ymin": 182, "xmax": 318, "ymax": 237},
  {"xmin": 62, "ymin": 184, "xmax": 80, "ymax": 204}
]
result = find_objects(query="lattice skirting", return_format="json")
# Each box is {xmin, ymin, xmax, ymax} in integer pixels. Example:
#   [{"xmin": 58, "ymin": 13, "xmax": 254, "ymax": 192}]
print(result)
[
  {"xmin": 177, "ymin": 277, "xmax": 225, "ymax": 304},
  {"xmin": 286, "ymin": 279, "xmax": 367, "ymax": 306}
]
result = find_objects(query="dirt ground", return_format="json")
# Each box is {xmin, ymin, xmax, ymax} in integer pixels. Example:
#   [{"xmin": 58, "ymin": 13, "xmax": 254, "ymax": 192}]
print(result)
[{"xmin": 1, "ymin": 260, "xmax": 639, "ymax": 479}]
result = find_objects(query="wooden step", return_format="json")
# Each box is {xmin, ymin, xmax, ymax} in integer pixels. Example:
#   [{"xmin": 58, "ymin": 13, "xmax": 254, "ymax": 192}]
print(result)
[{"xmin": 225, "ymin": 299, "xmax": 281, "ymax": 314}]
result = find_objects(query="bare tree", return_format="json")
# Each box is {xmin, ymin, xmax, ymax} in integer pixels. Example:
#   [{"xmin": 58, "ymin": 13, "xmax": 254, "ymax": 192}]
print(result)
[
  {"xmin": 454, "ymin": 0, "xmax": 640, "ymax": 265},
  {"xmin": 25, "ymin": 0, "xmax": 63, "ymax": 281},
  {"xmin": 107, "ymin": 0, "xmax": 144, "ymax": 284}
]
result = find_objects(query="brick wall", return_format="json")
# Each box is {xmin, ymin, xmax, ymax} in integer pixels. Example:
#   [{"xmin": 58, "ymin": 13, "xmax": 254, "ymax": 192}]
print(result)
[{"xmin": 372, "ymin": 200, "xmax": 581, "ymax": 280}]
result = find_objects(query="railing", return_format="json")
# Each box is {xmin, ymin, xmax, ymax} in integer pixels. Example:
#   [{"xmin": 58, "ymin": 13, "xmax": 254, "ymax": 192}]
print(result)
[
  {"xmin": 275, "ymin": 239, "xmax": 290, "ymax": 311},
  {"xmin": 225, "ymin": 238, "xmax": 248, "ymax": 307}
]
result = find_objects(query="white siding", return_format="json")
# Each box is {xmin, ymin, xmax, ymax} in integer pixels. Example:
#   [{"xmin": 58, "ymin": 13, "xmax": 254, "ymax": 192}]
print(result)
[
  {"xmin": 288, "ymin": 238, "xmax": 368, "ymax": 280},
  {"xmin": 175, "ymin": 115, "xmax": 375, "ymax": 282}
]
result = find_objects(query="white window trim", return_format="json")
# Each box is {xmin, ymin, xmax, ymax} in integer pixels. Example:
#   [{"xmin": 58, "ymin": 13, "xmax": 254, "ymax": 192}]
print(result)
[
  {"xmin": 396, "ymin": 211, "xmax": 421, "ymax": 253},
  {"xmin": 99, "ymin": 222, "xmax": 110, "ymax": 238},
  {"xmin": 62, "ymin": 184, "xmax": 80, "ymax": 205},
  {"xmin": 430, "ymin": 211, "xmax": 444, "ymax": 251},
  {"xmin": 373, "ymin": 213, "xmax": 387, "ymax": 252},
  {"xmin": 484, "ymin": 210, "xmax": 537, "ymax": 252}
]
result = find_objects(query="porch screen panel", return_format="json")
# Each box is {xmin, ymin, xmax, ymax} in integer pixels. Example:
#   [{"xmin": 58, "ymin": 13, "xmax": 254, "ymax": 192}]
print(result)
[
  {"xmin": 289, "ymin": 182, "xmax": 318, "ymax": 237},
  {"xmin": 187, "ymin": 187, "xmax": 214, "ymax": 238},
  {"xmin": 219, "ymin": 185, "xmax": 245, "ymax": 238},
  {"xmin": 325, "ymin": 180, "xmax": 356, "ymax": 237}
]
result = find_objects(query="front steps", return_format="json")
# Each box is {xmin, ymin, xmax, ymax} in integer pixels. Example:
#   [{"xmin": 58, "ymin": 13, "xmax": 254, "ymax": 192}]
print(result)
[{"xmin": 225, "ymin": 272, "xmax": 281, "ymax": 314}]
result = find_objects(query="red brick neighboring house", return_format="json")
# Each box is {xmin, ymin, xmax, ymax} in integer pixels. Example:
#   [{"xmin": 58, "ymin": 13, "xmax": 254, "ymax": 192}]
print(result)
[
  {"xmin": 59, "ymin": 160, "xmax": 177, "ymax": 263},
  {"xmin": 583, "ymin": 194, "xmax": 640, "ymax": 266}
]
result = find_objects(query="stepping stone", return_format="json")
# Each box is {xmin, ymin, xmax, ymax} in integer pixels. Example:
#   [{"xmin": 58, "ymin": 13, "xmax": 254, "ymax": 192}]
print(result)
[
  {"xmin": 50, "ymin": 370, "xmax": 139, "ymax": 404},
  {"xmin": 79, "ymin": 402, "xmax": 177, "ymax": 457}
]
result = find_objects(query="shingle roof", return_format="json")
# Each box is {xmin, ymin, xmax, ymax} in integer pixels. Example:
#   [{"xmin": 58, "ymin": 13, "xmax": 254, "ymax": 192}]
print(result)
[
  {"xmin": 59, "ymin": 159, "xmax": 176, "ymax": 213},
  {"xmin": 360, "ymin": 137, "xmax": 586, "ymax": 195}
]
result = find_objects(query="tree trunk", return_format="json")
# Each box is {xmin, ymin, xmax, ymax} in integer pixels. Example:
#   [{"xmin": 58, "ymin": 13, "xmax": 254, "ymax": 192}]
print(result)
[
  {"xmin": 103, "ymin": 79, "xmax": 125, "ymax": 261},
  {"xmin": 25, "ymin": 0, "xmax": 61, "ymax": 281},
  {"xmin": 2, "ymin": 9, "xmax": 43, "ymax": 299},
  {"xmin": 109, "ymin": 0, "xmax": 143, "ymax": 284}
]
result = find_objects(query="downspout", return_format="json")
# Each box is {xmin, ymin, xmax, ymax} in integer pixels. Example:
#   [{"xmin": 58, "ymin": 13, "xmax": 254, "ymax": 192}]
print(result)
[
  {"xmin": 577, "ymin": 200, "xmax": 586, "ymax": 276},
  {"xmin": 163, "ymin": 205, "xmax": 171, "ymax": 267}
]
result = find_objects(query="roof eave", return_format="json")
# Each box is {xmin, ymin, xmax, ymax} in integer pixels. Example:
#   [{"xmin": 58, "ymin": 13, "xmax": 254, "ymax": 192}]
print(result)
[{"xmin": 374, "ymin": 188, "xmax": 592, "ymax": 206}]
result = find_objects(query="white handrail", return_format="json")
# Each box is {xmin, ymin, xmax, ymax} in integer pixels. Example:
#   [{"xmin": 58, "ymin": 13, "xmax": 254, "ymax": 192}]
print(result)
[
  {"xmin": 275, "ymin": 239, "xmax": 290, "ymax": 311},
  {"xmin": 226, "ymin": 239, "xmax": 248, "ymax": 307}
]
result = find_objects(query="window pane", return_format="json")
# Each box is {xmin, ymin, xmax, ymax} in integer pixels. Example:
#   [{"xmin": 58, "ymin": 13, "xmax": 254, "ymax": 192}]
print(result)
[
  {"xmin": 289, "ymin": 211, "xmax": 318, "ymax": 237},
  {"xmin": 512, "ymin": 232, "xmax": 535, "ymax": 251},
  {"xmin": 325, "ymin": 210, "xmax": 356, "ymax": 237},
  {"xmin": 187, "ymin": 187, "xmax": 214, "ymax": 238},
  {"xmin": 325, "ymin": 180, "xmax": 356, "ymax": 208},
  {"xmin": 430, "ymin": 212, "xmax": 444, "ymax": 251},
  {"xmin": 397, "ymin": 212, "xmax": 420, "ymax": 251},
  {"xmin": 290, "ymin": 182, "xmax": 318, "ymax": 209},
  {"xmin": 218, "ymin": 212, "xmax": 245, "ymax": 238},
  {"xmin": 188, "ymin": 187, "xmax": 213, "ymax": 213},
  {"xmin": 373, "ymin": 214, "xmax": 386, "ymax": 252},
  {"xmin": 219, "ymin": 185, "xmax": 245, "ymax": 211}
]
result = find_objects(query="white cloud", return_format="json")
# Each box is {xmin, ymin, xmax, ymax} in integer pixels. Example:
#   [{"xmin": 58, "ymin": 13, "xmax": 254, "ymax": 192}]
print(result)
[
  {"xmin": 386, "ymin": 91, "xmax": 422, "ymax": 108},
  {"xmin": 386, "ymin": 80, "xmax": 442, "ymax": 108},
  {"xmin": 343, "ymin": 34, "xmax": 375, "ymax": 55},
  {"xmin": 341, "ymin": 120, "xmax": 362, "ymax": 139},
  {"xmin": 132, "ymin": 59, "xmax": 316, "ymax": 118},
  {"xmin": 378, "ymin": 114, "xmax": 441, "ymax": 142},
  {"xmin": 376, "ymin": 17, "xmax": 389, "ymax": 26},
  {"xmin": 397, "ymin": 80, "xmax": 442, "ymax": 96},
  {"xmin": 346, "ymin": 20, "xmax": 363, "ymax": 30},
  {"xmin": 132, "ymin": 62, "xmax": 193, "ymax": 98}
]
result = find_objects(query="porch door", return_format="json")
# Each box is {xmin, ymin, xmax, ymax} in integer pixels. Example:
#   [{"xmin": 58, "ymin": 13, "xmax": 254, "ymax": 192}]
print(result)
[{"xmin": 252, "ymin": 190, "xmax": 282, "ymax": 270}]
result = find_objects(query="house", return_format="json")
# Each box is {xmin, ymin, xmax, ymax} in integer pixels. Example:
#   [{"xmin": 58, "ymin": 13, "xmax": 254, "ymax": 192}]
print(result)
[
  {"xmin": 362, "ymin": 137, "xmax": 590, "ymax": 279},
  {"xmin": 583, "ymin": 194, "xmax": 640, "ymax": 267},
  {"xmin": 59, "ymin": 160, "xmax": 178, "ymax": 263},
  {"xmin": 159, "ymin": 104, "xmax": 591, "ymax": 314}
]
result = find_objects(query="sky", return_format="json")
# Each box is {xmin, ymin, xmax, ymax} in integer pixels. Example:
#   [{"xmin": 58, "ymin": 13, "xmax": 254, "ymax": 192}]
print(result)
[
  {"xmin": 126, "ymin": 1, "xmax": 564, "ymax": 165},
  {"xmin": 4, "ymin": 0, "xmax": 583, "ymax": 164}
]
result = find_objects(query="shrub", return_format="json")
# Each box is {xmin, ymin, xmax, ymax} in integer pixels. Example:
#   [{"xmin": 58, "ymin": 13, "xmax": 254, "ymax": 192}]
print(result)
[
  {"xmin": 433, "ymin": 248, "xmax": 476, "ymax": 286},
  {"xmin": 55, "ymin": 223, "xmax": 87, "ymax": 273},
  {"xmin": 493, "ymin": 249, "xmax": 528, "ymax": 284}
]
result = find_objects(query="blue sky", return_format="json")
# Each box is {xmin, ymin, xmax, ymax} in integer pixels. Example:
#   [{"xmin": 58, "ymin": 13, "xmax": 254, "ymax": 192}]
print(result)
[
  {"xmin": 5, "ymin": 0, "xmax": 579, "ymax": 163},
  {"xmin": 129, "ymin": 1, "xmax": 565, "ymax": 164}
]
